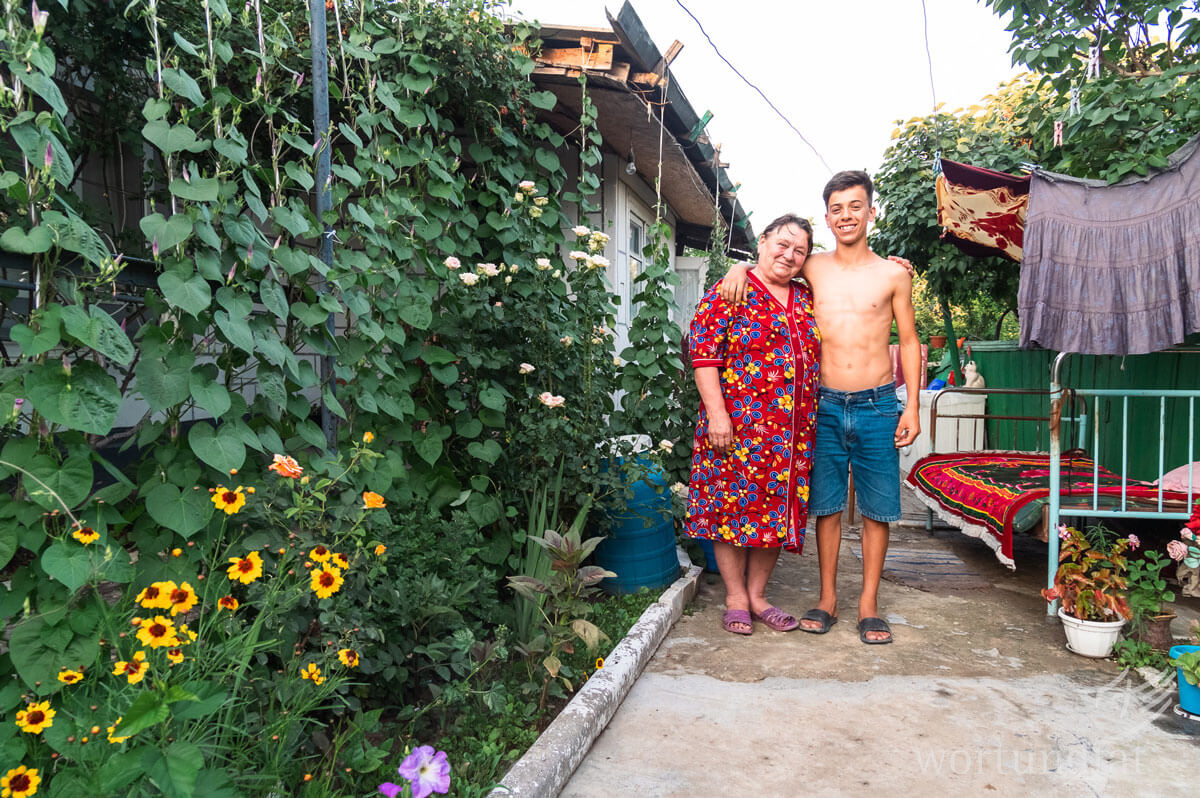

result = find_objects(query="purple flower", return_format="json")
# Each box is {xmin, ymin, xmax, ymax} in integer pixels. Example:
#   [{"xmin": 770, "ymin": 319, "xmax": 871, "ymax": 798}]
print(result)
[
  {"xmin": 378, "ymin": 784, "xmax": 403, "ymax": 798},
  {"xmin": 44, "ymin": 141, "xmax": 53, "ymax": 169},
  {"xmin": 396, "ymin": 746, "xmax": 450, "ymax": 798},
  {"xmin": 1057, "ymin": 524, "xmax": 1071, "ymax": 542}
]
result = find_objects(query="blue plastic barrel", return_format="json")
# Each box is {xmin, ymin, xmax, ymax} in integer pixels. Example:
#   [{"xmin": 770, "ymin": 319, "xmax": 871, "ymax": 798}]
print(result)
[{"xmin": 594, "ymin": 460, "xmax": 679, "ymax": 594}]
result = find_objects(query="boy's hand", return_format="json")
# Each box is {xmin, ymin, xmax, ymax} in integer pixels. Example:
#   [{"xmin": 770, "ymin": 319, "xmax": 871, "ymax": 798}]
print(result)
[
  {"xmin": 717, "ymin": 262, "xmax": 752, "ymax": 303},
  {"xmin": 888, "ymin": 255, "xmax": 915, "ymax": 277},
  {"xmin": 894, "ymin": 406, "xmax": 921, "ymax": 447}
]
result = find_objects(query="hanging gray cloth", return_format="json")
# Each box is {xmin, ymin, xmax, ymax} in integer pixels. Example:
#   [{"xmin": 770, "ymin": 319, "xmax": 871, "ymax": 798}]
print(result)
[{"xmin": 1019, "ymin": 133, "xmax": 1200, "ymax": 355}]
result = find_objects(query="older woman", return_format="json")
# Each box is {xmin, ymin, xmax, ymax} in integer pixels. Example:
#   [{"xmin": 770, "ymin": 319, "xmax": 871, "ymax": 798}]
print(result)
[{"xmin": 686, "ymin": 214, "xmax": 821, "ymax": 634}]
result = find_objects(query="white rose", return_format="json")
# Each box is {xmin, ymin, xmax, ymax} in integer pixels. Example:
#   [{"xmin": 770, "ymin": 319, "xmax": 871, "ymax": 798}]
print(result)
[{"xmin": 459, "ymin": 272, "xmax": 479, "ymax": 286}]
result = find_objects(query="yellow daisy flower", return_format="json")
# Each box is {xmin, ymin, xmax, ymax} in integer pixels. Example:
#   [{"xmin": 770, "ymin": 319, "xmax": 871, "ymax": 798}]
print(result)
[
  {"xmin": 299, "ymin": 663, "xmax": 324, "ymax": 685},
  {"xmin": 331, "ymin": 552, "xmax": 349, "ymax": 570},
  {"xmin": 166, "ymin": 648, "xmax": 184, "ymax": 665},
  {"xmin": 217, "ymin": 595, "xmax": 239, "ymax": 611},
  {"xmin": 166, "ymin": 581, "xmax": 198, "ymax": 616},
  {"xmin": 113, "ymin": 651, "xmax": 148, "ymax": 684},
  {"xmin": 14, "ymin": 701, "xmax": 55, "ymax": 734},
  {"xmin": 227, "ymin": 551, "xmax": 264, "ymax": 584},
  {"xmin": 107, "ymin": 717, "xmax": 130, "ymax": 744},
  {"xmin": 136, "ymin": 616, "xmax": 180, "ymax": 649},
  {"xmin": 72, "ymin": 526, "xmax": 99, "ymax": 545},
  {"xmin": 0, "ymin": 765, "xmax": 40, "ymax": 798},
  {"xmin": 210, "ymin": 485, "xmax": 247, "ymax": 515},
  {"xmin": 337, "ymin": 648, "xmax": 359, "ymax": 668},
  {"xmin": 136, "ymin": 581, "xmax": 174, "ymax": 610},
  {"xmin": 309, "ymin": 545, "xmax": 331, "ymax": 563},
  {"xmin": 57, "ymin": 668, "xmax": 84, "ymax": 685},
  {"xmin": 309, "ymin": 564, "xmax": 344, "ymax": 599}
]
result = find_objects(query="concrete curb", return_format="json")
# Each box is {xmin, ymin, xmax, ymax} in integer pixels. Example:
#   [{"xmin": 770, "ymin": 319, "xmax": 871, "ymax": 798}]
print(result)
[{"xmin": 489, "ymin": 548, "xmax": 703, "ymax": 797}]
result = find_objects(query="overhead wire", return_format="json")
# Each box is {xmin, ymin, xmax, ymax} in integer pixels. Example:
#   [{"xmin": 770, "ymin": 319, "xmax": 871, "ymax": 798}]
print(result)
[
  {"xmin": 919, "ymin": 0, "xmax": 945, "ymax": 173},
  {"xmin": 672, "ymin": 0, "xmax": 833, "ymax": 175}
]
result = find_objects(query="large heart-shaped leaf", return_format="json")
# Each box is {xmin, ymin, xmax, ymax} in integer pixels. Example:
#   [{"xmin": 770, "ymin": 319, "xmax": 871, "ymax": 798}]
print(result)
[
  {"xmin": 142, "ymin": 119, "xmax": 209, "ymax": 155},
  {"xmin": 135, "ymin": 356, "xmax": 193, "ymax": 411},
  {"xmin": 41, "ymin": 542, "xmax": 94, "ymax": 593},
  {"xmin": 24, "ymin": 359, "xmax": 120, "ymax": 435},
  {"xmin": 140, "ymin": 213, "xmax": 194, "ymax": 253},
  {"xmin": 169, "ymin": 176, "xmax": 220, "ymax": 203},
  {"xmin": 144, "ymin": 482, "xmax": 213, "ymax": 538},
  {"xmin": 189, "ymin": 370, "xmax": 231, "ymax": 419},
  {"xmin": 25, "ymin": 453, "xmax": 92, "ymax": 510},
  {"xmin": 0, "ymin": 225, "xmax": 53, "ymax": 254},
  {"xmin": 9, "ymin": 615, "xmax": 100, "ymax": 694},
  {"xmin": 60, "ymin": 305, "xmax": 135, "ymax": 365},
  {"xmin": 158, "ymin": 270, "xmax": 211, "ymax": 316},
  {"xmin": 188, "ymin": 422, "xmax": 246, "ymax": 474}
]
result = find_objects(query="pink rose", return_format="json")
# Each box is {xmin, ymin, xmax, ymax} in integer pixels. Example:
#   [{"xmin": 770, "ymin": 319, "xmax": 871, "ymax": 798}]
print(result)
[
  {"xmin": 538, "ymin": 392, "xmax": 564, "ymax": 408},
  {"xmin": 1167, "ymin": 539, "xmax": 1189, "ymax": 561}
]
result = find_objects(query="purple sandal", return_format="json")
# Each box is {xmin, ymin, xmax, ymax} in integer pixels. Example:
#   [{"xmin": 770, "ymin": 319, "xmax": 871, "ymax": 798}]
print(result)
[
  {"xmin": 722, "ymin": 609, "xmax": 753, "ymax": 635},
  {"xmin": 753, "ymin": 606, "xmax": 800, "ymax": 632}
]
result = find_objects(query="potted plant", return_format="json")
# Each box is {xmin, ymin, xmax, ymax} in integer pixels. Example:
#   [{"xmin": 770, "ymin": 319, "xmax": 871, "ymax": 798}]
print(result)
[
  {"xmin": 1126, "ymin": 550, "xmax": 1177, "ymax": 651},
  {"xmin": 1041, "ymin": 524, "xmax": 1134, "ymax": 657},
  {"xmin": 1168, "ymin": 622, "xmax": 1200, "ymax": 716}
]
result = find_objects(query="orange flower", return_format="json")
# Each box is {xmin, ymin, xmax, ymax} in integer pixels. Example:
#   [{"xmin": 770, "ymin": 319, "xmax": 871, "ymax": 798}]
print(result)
[
  {"xmin": 227, "ymin": 551, "xmax": 264, "ymax": 584},
  {"xmin": 373, "ymin": 544, "xmax": 387, "ymax": 556},
  {"xmin": 268, "ymin": 454, "xmax": 304, "ymax": 479},
  {"xmin": 217, "ymin": 595, "xmax": 240, "ymax": 611},
  {"xmin": 362, "ymin": 431, "xmax": 375, "ymax": 444},
  {"xmin": 362, "ymin": 491, "xmax": 385, "ymax": 509}
]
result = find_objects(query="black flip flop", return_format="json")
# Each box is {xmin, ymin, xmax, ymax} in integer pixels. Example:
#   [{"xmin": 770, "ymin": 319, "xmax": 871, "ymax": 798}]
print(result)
[
  {"xmin": 857, "ymin": 616, "xmax": 893, "ymax": 645},
  {"xmin": 799, "ymin": 608, "xmax": 838, "ymax": 634}
]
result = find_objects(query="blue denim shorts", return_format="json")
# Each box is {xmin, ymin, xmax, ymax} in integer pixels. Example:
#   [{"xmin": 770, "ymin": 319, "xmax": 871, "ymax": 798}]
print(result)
[{"xmin": 810, "ymin": 384, "xmax": 902, "ymax": 522}]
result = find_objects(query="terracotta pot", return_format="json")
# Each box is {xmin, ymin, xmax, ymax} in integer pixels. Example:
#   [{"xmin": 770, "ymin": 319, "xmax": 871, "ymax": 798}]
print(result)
[
  {"xmin": 1133, "ymin": 613, "xmax": 1177, "ymax": 652},
  {"xmin": 929, "ymin": 334, "xmax": 947, "ymax": 349}
]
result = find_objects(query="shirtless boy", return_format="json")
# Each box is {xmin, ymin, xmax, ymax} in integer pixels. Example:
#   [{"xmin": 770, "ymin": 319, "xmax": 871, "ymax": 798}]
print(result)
[{"xmin": 721, "ymin": 170, "xmax": 921, "ymax": 643}]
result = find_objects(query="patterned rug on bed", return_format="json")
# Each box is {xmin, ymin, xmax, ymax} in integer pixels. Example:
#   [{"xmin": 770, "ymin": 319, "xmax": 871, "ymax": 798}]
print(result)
[{"xmin": 905, "ymin": 451, "xmax": 1192, "ymax": 565}]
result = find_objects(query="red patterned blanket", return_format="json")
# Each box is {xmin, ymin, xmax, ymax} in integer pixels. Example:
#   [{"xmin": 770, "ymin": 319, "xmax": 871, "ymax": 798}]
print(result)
[{"xmin": 905, "ymin": 452, "xmax": 1192, "ymax": 567}]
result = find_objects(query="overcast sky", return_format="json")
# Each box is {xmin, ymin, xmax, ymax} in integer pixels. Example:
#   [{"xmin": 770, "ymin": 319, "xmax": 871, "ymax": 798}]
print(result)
[{"xmin": 504, "ymin": 0, "xmax": 1024, "ymax": 247}]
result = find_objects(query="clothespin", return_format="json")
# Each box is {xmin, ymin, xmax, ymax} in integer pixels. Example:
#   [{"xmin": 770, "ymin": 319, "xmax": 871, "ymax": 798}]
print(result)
[
  {"xmin": 1053, "ymin": 120, "xmax": 1063, "ymax": 146},
  {"xmin": 1086, "ymin": 45, "xmax": 1101, "ymax": 80},
  {"xmin": 1069, "ymin": 85, "xmax": 1081, "ymax": 116},
  {"xmin": 932, "ymin": 150, "xmax": 942, "ymax": 176}
]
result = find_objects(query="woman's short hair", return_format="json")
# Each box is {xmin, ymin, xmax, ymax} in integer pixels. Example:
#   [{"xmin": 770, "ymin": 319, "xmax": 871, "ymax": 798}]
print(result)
[{"xmin": 759, "ymin": 214, "xmax": 813, "ymax": 251}]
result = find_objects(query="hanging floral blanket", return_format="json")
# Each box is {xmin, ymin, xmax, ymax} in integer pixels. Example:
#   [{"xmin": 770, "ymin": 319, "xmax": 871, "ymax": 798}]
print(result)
[
  {"xmin": 935, "ymin": 159, "xmax": 1030, "ymax": 262},
  {"xmin": 905, "ymin": 451, "xmax": 1194, "ymax": 568}
]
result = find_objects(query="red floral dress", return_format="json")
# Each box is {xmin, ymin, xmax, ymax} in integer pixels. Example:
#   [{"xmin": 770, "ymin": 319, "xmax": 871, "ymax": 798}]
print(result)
[{"xmin": 685, "ymin": 273, "xmax": 820, "ymax": 553}]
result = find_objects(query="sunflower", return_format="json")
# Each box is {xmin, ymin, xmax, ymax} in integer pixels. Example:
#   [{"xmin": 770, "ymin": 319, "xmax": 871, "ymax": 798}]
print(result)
[
  {"xmin": 217, "ymin": 595, "xmax": 239, "ymax": 611},
  {"xmin": 14, "ymin": 701, "xmax": 55, "ymax": 734},
  {"xmin": 113, "ymin": 651, "xmax": 148, "ymax": 684},
  {"xmin": 267, "ymin": 454, "xmax": 304, "ymax": 479},
  {"xmin": 337, "ymin": 648, "xmax": 359, "ymax": 668},
  {"xmin": 72, "ymin": 526, "xmax": 99, "ymax": 545},
  {"xmin": 362, "ymin": 491, "xmax": 386, "ymax": 509},
  {"xmin": 136, "ymin": 616, "xmax": 180, "ymax": 649},
  {"xmin": 227, "ymin": 551, "xmax": 264, "ymax": 584},
  {"xmin": 210, "ymin": 485, "xmax": 247, "ymax": 515},
  {"xmin": 136, "ymin": 581, "xmax": 173, "ymax": 610},
  {"xmin": 166, "ymin": 581, "xmax": 198, "ymax": 616},
  {"xmin": 309, "ymin": 545, "xmax": 331, "ymax": 563},
  {"xmin": 299, "ymin": 663, "xmax": 324, "ymax": 685},
  {"xmin": 166, "ymin": 649, "xmax": 184, "ymax": 665},
  {"xmin": 0, "ymin": 765, "xmax": 40, "ymax": 798},
  {"xmin": 107, "ymin": 717, "xmax": 130, "ymax": 745},
  {"xmin": 331, "ymin": 552, "xmax": 349, "ymax": 569},
  {"xmin": 309, "ymin": 564, "xmax": 344, "ymax": 599},
  {"xmin": 57, "ymin": 668, "xmax": 83, "ymax": 685}
]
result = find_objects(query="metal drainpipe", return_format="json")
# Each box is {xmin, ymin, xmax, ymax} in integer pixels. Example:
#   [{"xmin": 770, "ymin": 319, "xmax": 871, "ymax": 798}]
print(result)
[{"xmin": 310, "ymin": 0, "xmax": 336, "ymax": 450}]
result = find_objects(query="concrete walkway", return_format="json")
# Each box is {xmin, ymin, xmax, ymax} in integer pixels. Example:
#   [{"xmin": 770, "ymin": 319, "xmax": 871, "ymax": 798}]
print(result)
[{"xmin": 560, "ymin": 512, "xmax": 1200, "ymax": 795}]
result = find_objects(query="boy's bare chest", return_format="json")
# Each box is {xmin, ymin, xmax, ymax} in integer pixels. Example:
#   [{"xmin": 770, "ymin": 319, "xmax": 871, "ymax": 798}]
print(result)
[{"xmin": 810, "ymin": 271, "xmax": 893, "ymax": 326}]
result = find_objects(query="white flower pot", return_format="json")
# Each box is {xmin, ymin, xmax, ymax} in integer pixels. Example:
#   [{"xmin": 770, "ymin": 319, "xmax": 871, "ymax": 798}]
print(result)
[{"xmin": 1058, "ymin": 607, "xmax": 1126, "ymax": 657}]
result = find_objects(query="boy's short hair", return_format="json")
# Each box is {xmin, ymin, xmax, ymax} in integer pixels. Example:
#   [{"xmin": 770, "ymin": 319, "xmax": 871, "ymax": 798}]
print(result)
[
  {"xmin": 759, "ymin": 213, "xmax": 813, "ymax": 251},
  {"xmin": 822, "ymin": 170, "xmax": 874, "ymax": 207}
]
